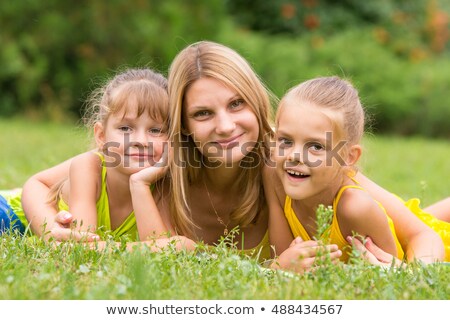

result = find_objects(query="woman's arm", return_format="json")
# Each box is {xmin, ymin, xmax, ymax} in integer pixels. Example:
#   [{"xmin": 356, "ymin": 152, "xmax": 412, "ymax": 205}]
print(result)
[
  {"xmin": 356, "ymin": 172, "xmax": 444, "ymax": 263},
  {"xmin": 86, "ymin": 235, "xmax": 196, "ymax": 252}
]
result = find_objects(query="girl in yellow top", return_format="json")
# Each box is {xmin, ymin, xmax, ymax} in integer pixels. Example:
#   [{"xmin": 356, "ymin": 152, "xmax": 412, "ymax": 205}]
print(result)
[
  {"xmin": 51, "ymin": 68, "xmax": 175, "ymax": 241},
  {"xmin": 0, "ymin": 68, "xmax": 182, "ymax": 245},
  {"xmin": 265, "ymin": 76, "xmax": 449, "ymax": 272}
]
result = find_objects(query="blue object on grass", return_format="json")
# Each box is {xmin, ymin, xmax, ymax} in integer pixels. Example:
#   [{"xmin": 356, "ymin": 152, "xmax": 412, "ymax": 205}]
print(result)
[{"xmin": 0, "ymin": 195, "xmax": 25, "ymax": 235}]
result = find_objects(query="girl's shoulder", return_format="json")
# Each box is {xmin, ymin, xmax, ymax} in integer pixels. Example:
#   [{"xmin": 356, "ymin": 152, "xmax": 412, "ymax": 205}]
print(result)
[
  {"xmin": 336, "ymin": 186, "xmax": 383, "ymax": 221},
  {"xmin": 68, "ymin": 151, "xmax": 104, "ymax": 188},
  {"xmin": 70, "ymin": 151, "xmax": 103, "ymax": 170}
]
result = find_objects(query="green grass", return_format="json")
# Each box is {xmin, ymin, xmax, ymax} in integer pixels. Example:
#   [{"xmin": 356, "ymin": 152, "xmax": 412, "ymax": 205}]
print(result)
[
  {"xmin": 362, "ymin": 134, "xmax": 450, "ymax": 206},
  {"xmin": 1, "ymin": 233, "xmax": 449, "ymax": 299},
  {"xmin": 1, "ymin": 118, "xmax": 450, "ymax": 299},
  {"xmin": 0, "ymin": 118, "xmax": 89, "ymax": 189}
]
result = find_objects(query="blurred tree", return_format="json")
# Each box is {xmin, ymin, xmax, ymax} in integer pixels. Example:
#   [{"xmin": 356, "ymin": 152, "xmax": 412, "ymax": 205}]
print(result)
[
  {"xmin": 0, "ymin": 0, "xmax": 227, "ymax": 119},
  {"xmin": 226, "ymin": 0, "xmax": 449, "ymax": 59}
]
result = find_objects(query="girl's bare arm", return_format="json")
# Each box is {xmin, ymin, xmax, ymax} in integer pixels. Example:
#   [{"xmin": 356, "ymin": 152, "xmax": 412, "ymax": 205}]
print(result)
[
  {"xmin": 22, "ymin": 159, "xmax": 72, "ymax": 236},
  {"xmin": 356, "ymin": 172, "xmax": 444, "ymax": 263}
]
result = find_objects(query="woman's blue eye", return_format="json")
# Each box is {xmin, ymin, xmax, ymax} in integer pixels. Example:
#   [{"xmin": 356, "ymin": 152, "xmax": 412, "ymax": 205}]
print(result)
[
  {"xmin": 193, "ymin": 110, "xmax": 211, "ymax": 118},
  {"xmin": 230, "ymin": 99, "xmax": 244, "ymax": 109}
]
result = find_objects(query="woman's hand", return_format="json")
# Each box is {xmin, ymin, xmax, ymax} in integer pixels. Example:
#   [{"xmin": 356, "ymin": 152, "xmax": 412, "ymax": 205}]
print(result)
[
  {"xmin": 347, "ymin": 236, "xmax": 402, "ymax": 267},
  {"xmin": 271, "ymin": 237, "xmax": 342, "ymax": 273},
  {"xmin": 47, "ymin": 211, "xmax": 100, "ymax": 242}
]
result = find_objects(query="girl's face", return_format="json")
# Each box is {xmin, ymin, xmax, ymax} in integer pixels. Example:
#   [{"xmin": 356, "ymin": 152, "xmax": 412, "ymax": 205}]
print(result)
[
  {"xmin": 183, "ymin": 77, "xmax": 259, "ymax": 166},
  {"xmin": 275, "ymin": 100, "xmax": 347, "ymax": 201},
  {"xmin": 95, "ymin": 105, "xmax": 168, "ymax": 175}
]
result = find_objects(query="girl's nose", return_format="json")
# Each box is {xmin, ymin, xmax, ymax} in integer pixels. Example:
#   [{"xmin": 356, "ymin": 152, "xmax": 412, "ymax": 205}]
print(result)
[
  {"xmin": 130, "ymin": 130, "xmax": 148, "ymax": 147},
  {"xmin": 287, "ymin": 146, "xmax": 303, "ymax": 164}
]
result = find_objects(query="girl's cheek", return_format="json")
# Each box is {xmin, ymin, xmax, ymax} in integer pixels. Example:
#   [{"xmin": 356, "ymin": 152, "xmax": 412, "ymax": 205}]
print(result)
[{"xmin": 154, "ymin": 140, "xmax": 169, "ymax": 156}]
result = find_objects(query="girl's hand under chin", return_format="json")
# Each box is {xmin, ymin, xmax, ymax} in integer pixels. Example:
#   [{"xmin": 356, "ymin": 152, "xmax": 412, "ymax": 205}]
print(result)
[{"xmin": 130, "ymin": 144, "xmax": 170, "ymax": 186}]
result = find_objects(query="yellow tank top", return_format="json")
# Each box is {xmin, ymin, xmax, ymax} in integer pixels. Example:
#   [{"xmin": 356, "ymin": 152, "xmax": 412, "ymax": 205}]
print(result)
[
  {"xmin": 59, "ymin": 153, "xmax": 139, "ymax": 241},
  {"xmin": 284, "ymin": 185, "xmax": 404, "ymax": 262}
]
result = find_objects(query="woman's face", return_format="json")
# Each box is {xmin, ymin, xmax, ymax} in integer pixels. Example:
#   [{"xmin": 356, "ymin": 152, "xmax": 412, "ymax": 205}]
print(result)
[{"xmin": 182, "ymin": 77, "xmax": 259, "ymax": 166}]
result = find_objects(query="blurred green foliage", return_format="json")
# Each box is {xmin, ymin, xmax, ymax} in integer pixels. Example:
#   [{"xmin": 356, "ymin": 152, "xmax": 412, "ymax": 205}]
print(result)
[
  {"xmin": 1, "ymin": 0, "xmax": 450, "ymax": 137},
  {"xmin": 0, "ymin": 0, "xmax": 227, "ymax": 119}
]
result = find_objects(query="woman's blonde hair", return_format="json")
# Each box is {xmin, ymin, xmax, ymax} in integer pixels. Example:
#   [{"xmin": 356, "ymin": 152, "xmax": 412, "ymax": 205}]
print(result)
[
  {"xmin": 48, "ymin": 68, "xmax": 169, "ymax": 205},
  {"xmin": 168, "ymin": 41, "xmax": 276, "ymax": 237}
]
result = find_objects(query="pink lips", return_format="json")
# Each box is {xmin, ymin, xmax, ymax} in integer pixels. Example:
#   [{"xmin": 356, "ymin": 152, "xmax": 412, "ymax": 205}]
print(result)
[
  {"xmin": 215, "ymin": 134, "xmax": 243, "ymax": 149},
  {"xmin": 127, "ymin": 153, "xmax": 151, "ymax": 159}
]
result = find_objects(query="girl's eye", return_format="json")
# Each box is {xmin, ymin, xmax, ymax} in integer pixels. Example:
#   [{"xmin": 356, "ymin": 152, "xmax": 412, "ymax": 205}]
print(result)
[
  {"xmin": 230, "ymin": 99, "xmax": 244, "ymax": 110},
  {"xmin": 119, "ymin": 126, "xmax": 132, "ymax": 132},
  {"xmin": 277, "ymin": 137, "xmax": 293, "ymax": 149},
  {"xmin": 149, "ymin": 127, "xmax": 166, "ymax": 136},
  {"xmin": 308, "ymin": 143, "xmax": 325, "ymax": 152}
]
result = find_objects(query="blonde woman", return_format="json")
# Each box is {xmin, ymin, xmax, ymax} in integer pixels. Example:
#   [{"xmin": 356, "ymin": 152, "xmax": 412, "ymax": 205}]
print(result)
[
  {"xmin": 20, "ymin": 41, "xmax": 280, "ymax": 260},
  {"xmin": 160, "ymin": 41, "xmax": 277, "ymax": 259}
]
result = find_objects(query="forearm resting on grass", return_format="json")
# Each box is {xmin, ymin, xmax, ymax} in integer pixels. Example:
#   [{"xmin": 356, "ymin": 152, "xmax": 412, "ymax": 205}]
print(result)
[
  {"xmin": 130, "ymin": 166, "xmax": 171, "ymax": 240},
  {"xmin": 86, "ymin": 235, "xmax": 196, "ymax": 252},
  {"xmin": 21, "ymin": 159, "xmax": 98, "ymax": 241}
]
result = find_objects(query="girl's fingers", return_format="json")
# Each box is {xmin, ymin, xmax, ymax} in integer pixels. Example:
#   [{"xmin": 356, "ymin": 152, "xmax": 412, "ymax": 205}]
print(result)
[
  {"xmin": 55, "ymin": 210, "xmax": 73, "ymax": 224},
  {"xmin": 347, "ymin": 236, "xmax": 399, "ymax": 266},
  {"xmin": 50, "ymin": 225, "xmax": 99, "ymax": 242}
]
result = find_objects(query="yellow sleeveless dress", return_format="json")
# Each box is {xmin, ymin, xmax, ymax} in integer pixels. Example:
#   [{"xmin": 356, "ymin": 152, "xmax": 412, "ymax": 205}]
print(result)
[
  {"xmin": 401, "ymin": 197, "xmax": 450, "ymax": 261},
  {"xmin": 284, "ymin": 185, "xmax": 404, "ymax": 262}
]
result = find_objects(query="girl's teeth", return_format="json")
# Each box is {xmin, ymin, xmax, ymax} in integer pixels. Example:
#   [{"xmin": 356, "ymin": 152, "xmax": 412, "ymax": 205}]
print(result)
[{"xmin": 286, "ymin": 170, "xmax": 306, "ymax": 176}]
